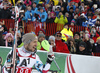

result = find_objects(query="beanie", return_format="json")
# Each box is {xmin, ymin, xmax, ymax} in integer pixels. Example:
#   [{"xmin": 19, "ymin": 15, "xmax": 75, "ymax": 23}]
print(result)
[
  {"xmin": 38, "ymin": 34, "xmax": 45, "ymax": 39},
  {"xmin": 22, "ymin": 33, "xmax": 37, "ymax": 45},
  {"xmin": 48, "ymin": 36, "xmax": 55, "ymax": 42},
  {"xmin": 79, "ymin": 41, "xmax": 86, "ymax": 48}
]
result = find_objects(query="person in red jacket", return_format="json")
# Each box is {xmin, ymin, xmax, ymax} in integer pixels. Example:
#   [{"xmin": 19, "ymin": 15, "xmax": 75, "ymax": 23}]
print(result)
[
  {"xmin": 55, "ymin": 31, "xmax": 70, "ymax": 53},
  {"xmin": 90, "ymin": 25, "xmax": 99, "ymax": 43}
]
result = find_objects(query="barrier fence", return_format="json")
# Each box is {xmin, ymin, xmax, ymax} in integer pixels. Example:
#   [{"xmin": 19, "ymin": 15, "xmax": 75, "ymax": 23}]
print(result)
[
  {"xmin": 0, "ymin": 19, "xmax": 88, "ymax": 36},
  {"xmin": 0, "ymin": 47, "xmax": 100, "ymax": 73}
]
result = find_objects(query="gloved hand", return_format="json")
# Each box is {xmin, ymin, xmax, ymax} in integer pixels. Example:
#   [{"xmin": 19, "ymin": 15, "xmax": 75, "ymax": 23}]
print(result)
[
  {"xmin": 47, "ymin": 46, "xmax": 55, "ymax": 64},
  {"xmin": 41, "ymin": 40, "xmax": 55, "ymax": 64},
  {"xmin": 30, "ymin": 13, "xmax": 32, "ymax": 16}
]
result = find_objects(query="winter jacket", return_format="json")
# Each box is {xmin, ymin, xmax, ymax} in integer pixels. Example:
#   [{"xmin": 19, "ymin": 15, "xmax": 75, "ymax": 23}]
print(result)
[
  {"xmin": 0, "ymin": 8, "xmax": 11, "ymax": 19},
  {"xmin": 77, "ymin": 17, "xmax": 86, "ymax": 26},
  {"xmin": 76, "ymin": 41, "xmax": 92, "ymax": 55},
  {"xmin": 36, "ymin": 11, "xmax": 47, "ymax": 22},
  {"xmin": 32, "ymin": 7, "xmax": 38, "ymax": 12},
  {"xmin": 90, "ymin": 32, "xmax": 99, "ymax": 43},
  {"xmin": 55, "ymin": 40, "xmax": 69, "ymax": 53},
  {"xmin": 0, "ymin": 31, "xmax": 5, "ymax": 46},
  {"xmin": 61, "ymin": 28, "xmax": 73, "ymax": 42},
  {"xmin": 92, "ymin": 43, "xmax": 100, "ymax": 53},
  {"xmin": 25, "ymin": 10, "xmax": 35, "ymax": 22},
  {"xmin": 54, "ymin": 15, "xmax": 68, "ymax": 25}
]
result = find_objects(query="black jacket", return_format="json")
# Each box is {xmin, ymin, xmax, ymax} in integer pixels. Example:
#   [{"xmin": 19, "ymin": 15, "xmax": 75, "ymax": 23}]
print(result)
[{"xmin": 0, "ymin": 9, "xmax": 11, "ymax": 19}]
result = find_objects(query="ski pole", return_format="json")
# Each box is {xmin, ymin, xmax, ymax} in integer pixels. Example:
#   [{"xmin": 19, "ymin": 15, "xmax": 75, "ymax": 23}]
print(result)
[{"xmin": 53, "ymin": 59, "xmax": 61, "ymax": 72}]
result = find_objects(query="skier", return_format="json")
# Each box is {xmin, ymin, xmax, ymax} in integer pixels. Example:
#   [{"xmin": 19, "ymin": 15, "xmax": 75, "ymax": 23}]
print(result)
[{"xmin": 2, "ymin": 33, "xmax": 54, "ymax": 73}]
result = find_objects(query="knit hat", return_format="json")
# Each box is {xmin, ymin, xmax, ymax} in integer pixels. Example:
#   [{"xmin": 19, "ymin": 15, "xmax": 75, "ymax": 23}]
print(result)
[
  {"xmin": 79, "ymin": 41, "xmax": 86, "ymax": 48},
  {"xmin": 38, "ymin": 34, "xmax": 45, "ymax": 39},
  {"xmin": 48, "ymin": 36, "xmax": 55, "ymax": 42},
  {"xmin": 38, "ymin": 29, "xmax": 45, "ymax": 35},
  {"xmin": 22, "ymin": 33, "xmax": 38, "ymax": 45},
  {"xmin": 4, "ymin": 33, "xmax": 14, "ymax": 47}
]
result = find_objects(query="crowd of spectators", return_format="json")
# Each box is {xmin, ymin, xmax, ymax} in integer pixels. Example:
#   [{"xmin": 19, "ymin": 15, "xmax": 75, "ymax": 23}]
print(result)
[{"xmin": 0, "ymin": 0, "xmax": 100, "ymax": 56}]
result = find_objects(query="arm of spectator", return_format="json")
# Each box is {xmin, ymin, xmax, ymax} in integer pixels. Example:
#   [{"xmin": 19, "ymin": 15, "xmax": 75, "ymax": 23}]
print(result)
[
  {"xmin": 82, "ymin": 22, "xmax": 88, "ymax": 27},
  {"xmin": 34, "ymin": 0, "xmax": 40, "ymax": 5},
  {"xmin": 64, "ymin": 17, "xmax": 68, "ymax": 23},
  {"xmin": 41, "ymin": 13, "xmax": 47, "ymax": 22},
  {"xmin": 54, "ymin": 17, "xmax": 58, "ymax": 23},
  {"xmin": 25, "ymin": 12, "xmax": 28, "ymax": 22},
  {"xmin": 86, "ymin": 40, "xmax": 92, "ymax": 51},
  {"xmin": 66, "ymin": 5, "xmax": 70, "ymax": 12}
]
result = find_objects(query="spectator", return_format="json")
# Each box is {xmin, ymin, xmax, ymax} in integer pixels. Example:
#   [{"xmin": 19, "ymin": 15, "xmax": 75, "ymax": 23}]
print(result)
[
  {"xmin": 61, "ymin": 6, "xmax": 66, "ymax": 15},
  {"xmin": 11, "ymin": 7, "xmax": 15, "ymax": 19},
  {"xmin": 0, "ymin": 26, "xmax": 5, "ymax": 46},
  {"xmin": 55, "ymin": 7, "xmax": 60, "ymax": 17},
  {"xmin": 74, "ymin": 7, "xmax": 80, "ymax": 15},
  {"xmin": 92, "ymin": 37, "xmax": 100, "ymax": 53},
  {"xmin": 4, "ymin": 33, "xmax": 14, "ymax": 47},
  {"xmin": 17, "ymin": 30, "xmax": 22, "ymax": 47},
  {"xmin": 46, "ymin": 11, "xmax": 56, "ymax": 23},
  {"xmin": 54, "ymin": 11, "xmax": 68, "ymax": 31},
  {"xmin": 0, "ymin": 21, "xmax": 8, "ymax": 32},
  {"xmin": 16, "ymin": 1, "xmax": 26, "ymax": 11},
  {"xmin": 48, "ymin": 35, "xmax": 56, "ymax": 52},
  {"xmin": 18, "ymin": 11, "xmax": 25, "ymax": 26},
  {"xmin": 74, "ymin": 32, "xmax": 82, "ymax": 41},
  {"xmin": 61, "ymin": 24, "xmax": 73, "ymax": 42},
  {"xmin": 18, "ymin": 26, "xmax": 24, "ymax": 37},
  {"xmin": 38, "ymin": 29, "xmax": 45, "ymax": 36},
  {"xmin": 24, "ymin": 0, "xmax": 32, "ymax": 6},
  {"xmin": 65, "ymin": 12, "xmax": 71, "ymax": 25},
  {"xmin": 37, "ymin": 34, "xmax": 45, "ymax": 50},
  {"xmin": 8, "ymin": 4, "xmax": 12, "ymax": 11},
  {"xmin": 79, "ymin": 2, "xmax": 85, "ymax": 12},
  {"xmin": 36, "ymin": 7, "xmax": 47, "ymax": 22},
  {"xmin": 68, "ymin": 7, "xmax": 74, "ymax": 21},
  {"xmin": 32, "ymin": 2, "xmax": 38, "ymax": 12},
  {"xmin": 71, "ymin": 14, "xmax": 78, "ymax": 25},
  {"xmin": 58, "ymin": 0, "xmax": 66, "ymax": 8},
  {"xmin": 74, "ymin": 32, "xmax": 82, "ymax": 52},
  {"xmin": 25, "ymin": 5, "xmax": 35, "ymax": 22},
  {"xmin": 77, "ymin": 13, "xmax": 87, "ymax": 26},
  {"xmin": 0, "ymin": 3, "xmax": 11, "ymax": 19},
  {"xmin": 90, "ymin": 25, "xmax": 99, "ymax": 43},
  {"xmin": 8, "ymin": 28, "xmax": 14, "ymax": 35},
  {"xmin": 76, "ymin": 41, "xmax": 92, "ymax": 55},
  {"xmin": 45, "ymin": 4, "xmax": 50, "ymax": 12},
  {"xmin": 55, "ymin": 31, "xmax": 69, "ymax": 53},
  {"xmin": 67, "ymin": 38, "xmax": 77, "ymax": 54},
  {"xmin": 82, "ymin": 14, "xmax": 97, "ymax": 27}
]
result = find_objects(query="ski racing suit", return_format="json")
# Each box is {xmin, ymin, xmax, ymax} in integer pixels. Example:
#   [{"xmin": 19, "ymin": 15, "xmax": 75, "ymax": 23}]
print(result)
[{"xmin": 2, "ymin": 46, "xmax": 52, "ymax": 73}]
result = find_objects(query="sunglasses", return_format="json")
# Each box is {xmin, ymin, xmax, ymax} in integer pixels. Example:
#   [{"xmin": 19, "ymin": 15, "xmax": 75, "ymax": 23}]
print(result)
[{"xmin": 56, "ymin": 35, "xmax": 61, "ymax": 37}]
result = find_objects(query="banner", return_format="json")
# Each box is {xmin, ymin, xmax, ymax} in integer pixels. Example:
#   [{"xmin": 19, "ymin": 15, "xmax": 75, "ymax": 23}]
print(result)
[{"xmin": 0, "ymin": 46, "xmax": 100, "ymax": 73}]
